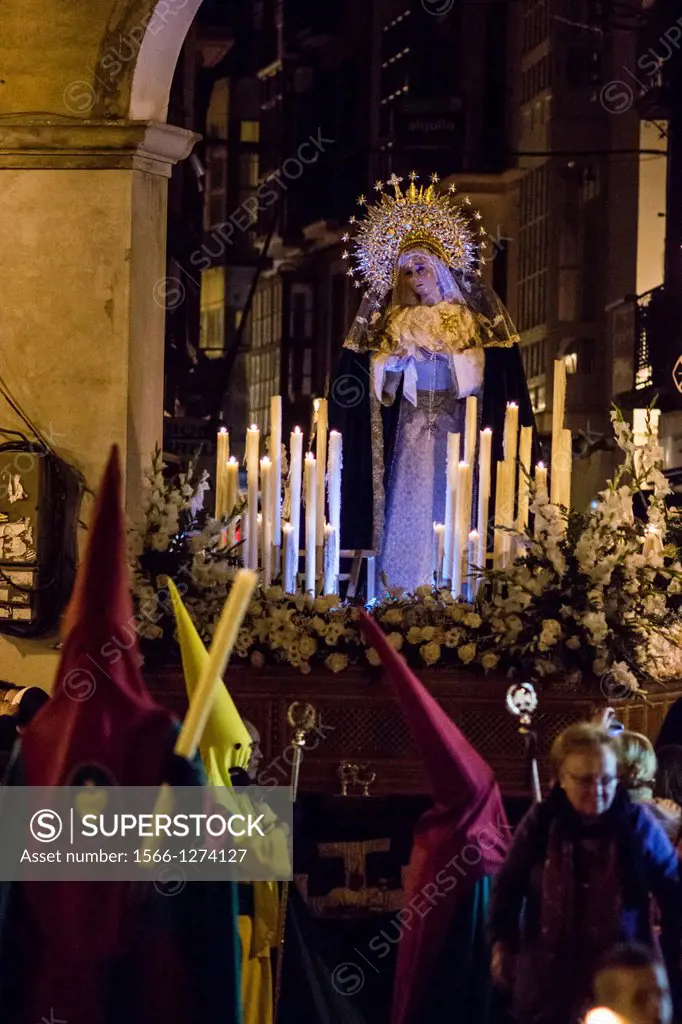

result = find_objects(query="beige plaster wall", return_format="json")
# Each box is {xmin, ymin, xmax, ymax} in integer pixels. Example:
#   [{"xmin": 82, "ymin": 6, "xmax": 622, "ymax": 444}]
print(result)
[{"xmin": 0, "ymin": 166, "xmax": 156, "ymax": 496}]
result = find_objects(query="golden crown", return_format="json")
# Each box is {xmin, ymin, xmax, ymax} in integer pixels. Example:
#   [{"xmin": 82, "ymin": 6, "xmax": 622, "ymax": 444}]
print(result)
[{"xmin": 342, "ymin": 171, "xmax": 488, "ymax": 293}]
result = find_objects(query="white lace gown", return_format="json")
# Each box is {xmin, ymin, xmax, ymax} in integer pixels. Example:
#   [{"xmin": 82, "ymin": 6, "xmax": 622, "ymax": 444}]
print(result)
[{"xmin": 378, "ymin": 352, "xmax": 482, "ymax": 593}]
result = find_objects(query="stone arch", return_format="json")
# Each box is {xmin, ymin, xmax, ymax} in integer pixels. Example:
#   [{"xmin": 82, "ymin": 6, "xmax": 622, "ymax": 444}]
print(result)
[
  {"xmin": 1, "ymin": 0, "xmax": 199, "ymax": 123},
  {"xmin": 0, "ymin": 0, "xmax": 202, "ymax": 512},
  {"xmin": 82, "ymin": 0, "xmax": 203, "ymax": 121},
  {"xmin": 128, "ymin": 0, "xmax": 203, "ymax": 120}
]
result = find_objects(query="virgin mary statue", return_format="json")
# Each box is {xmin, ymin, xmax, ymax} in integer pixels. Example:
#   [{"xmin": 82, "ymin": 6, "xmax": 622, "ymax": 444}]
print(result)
[{"xmin": 329, "ymin": 172, "xmax": 535, "ymax": 595}]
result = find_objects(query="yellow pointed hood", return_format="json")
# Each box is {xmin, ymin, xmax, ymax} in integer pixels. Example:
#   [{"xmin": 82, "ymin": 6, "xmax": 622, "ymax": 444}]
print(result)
[{"xmin": 167, "ymin": 578, "xmax": 252, "ymax": 782}]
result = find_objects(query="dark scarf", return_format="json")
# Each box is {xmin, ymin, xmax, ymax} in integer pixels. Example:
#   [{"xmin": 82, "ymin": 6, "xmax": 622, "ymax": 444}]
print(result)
[
  {"xmin": 515, "ymin": 786, "xmax": 652, "ymax": 1024},
  {"xmin": 536, "ymin": 785, "xmax": 651, "ymax": 910}
]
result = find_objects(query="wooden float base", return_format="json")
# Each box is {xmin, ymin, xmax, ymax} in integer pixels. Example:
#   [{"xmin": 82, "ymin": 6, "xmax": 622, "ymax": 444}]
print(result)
[{"xmin": 146, "ymin": 664, "xmax": 682, "ymax": 798}]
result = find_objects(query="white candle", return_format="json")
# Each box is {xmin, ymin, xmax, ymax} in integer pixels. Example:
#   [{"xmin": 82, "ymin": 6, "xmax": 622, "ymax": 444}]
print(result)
[
  {"xmin": 468, "ymin": 529, "xmax": 479, "ymax": 600},
  {"xmin": 444, "ymin": 432, "xmax": 460, "ymax": 579},
  {"xmin": 260, "ymin": 457, "xmax": 273, "ymax": 586},
  {"xmin": 240, "ymin": 502, "xmax": 248, "ymax": 565},
  {"xmin": 476, "ymin": 427, "xmax": 492, "ymax": 579},
  {"xmin": 516, "ymin": 426, "xmax": 533, "ymax": 534},
  {"xmin": 503, "ymin": 403, "xmax": 519, "ymax": 466},
  {"xmin": 465, "ymin": 396, "xmax": 478, "ymax": 467},
  {"xmin": 314, "ymin": 398, "xmax": 328, "ymax": 545},
  {"xmin": 452, "ymin": 461, "xmax": 469, "ymax": 598},
  {"xmin": 246, "ymin": 424, "xmax": 260, "ymax": 570},
  {"xmin": 328, "ymin": 430, "xmax": 342, "ymax": 588},
  {"xmin": 215, "ymin": 427, "xmax": 230, "ymax": 520},
  {"xmin": 503, "ymin": 402, "xmax": 519, "ymax": 525},
  {"xmin": 270, "ymin": 395, "xmax": 282, "ymax": 550},
  {"xmin": 305, "ymin": 452, "xmax": 317, "ymax": 594},
  {"xmin": 534, "ymin": 461, "xmax": 548, "ymax": 503},
  {"xmin": 534, "ymin": 461, "xmax": 548, "ymax": 539},
  {"xmin": 501, "ymin": 461, "xmax": 514, "ymax": 568},
  {"xmin": 433, "ymin": 523, "xmax": 445, "ymax": 585},
  {"xmin": 283, "ymin": 522, "xmax": 297, "ymax": 593},
  {"xmin": 257, "ymin": 513, "xmax": 263, "ymax": 570},
  {"xmin": 323, "ymin": 523, "xmax": 337, "ymax": 595},
  {"xmin": 289, "ymin": 426, "xmax": 303, "ymax": 568},
  {"xmin": 560, "ymin": 427, "xmax": 572, "ymax": 510},
  {"xmin": 493, "ymin": 462, "xmax": 505, "ymax": 571},
  {"xmin": 225, "ymin": 457, "xmax": 239, "ymax": 547},
  {"xmin": 551, "ymin": 359, "xmax": 567, "ymax": 504}
]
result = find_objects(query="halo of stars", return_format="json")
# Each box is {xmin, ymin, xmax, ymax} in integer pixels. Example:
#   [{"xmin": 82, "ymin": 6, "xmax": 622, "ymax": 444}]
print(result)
[{"xmin": 343, "ymin": 171, "xmax": 488, "ymax": 293}]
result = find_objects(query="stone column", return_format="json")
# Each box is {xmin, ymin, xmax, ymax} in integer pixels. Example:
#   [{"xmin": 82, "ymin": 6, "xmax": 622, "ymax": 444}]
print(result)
[
  {"xmin": 0, "ymin": 118, "xmax": 197, "ymax": 685},
  {"xmin": 0, "ymin": 118, "xmax": 198, "ymax": 511}
]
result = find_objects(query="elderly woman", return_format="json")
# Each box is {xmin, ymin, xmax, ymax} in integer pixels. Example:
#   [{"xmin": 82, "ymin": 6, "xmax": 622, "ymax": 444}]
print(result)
[{"xmin": 488, "ymin": 723, "xmax": 682, "ymax": 1024}]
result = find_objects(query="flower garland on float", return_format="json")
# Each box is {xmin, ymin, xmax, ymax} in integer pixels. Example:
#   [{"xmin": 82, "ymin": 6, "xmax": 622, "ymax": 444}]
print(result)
[{"xmin": 130, "ymin": 392, "xmax": 682, "ymax": 695}]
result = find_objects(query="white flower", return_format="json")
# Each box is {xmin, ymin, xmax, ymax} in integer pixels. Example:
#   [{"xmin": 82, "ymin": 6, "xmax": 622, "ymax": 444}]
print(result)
[
  {"xmin": 299, "ymin": 636, "xmax": 317, "ymax": 659},
  {"xmin": 481, "ymin": 651, "xmax": 499, "ymax": 671},
  {"xmin": 325, "ymin": 653, "xmax": 348, "ymax": 674},
  {"xmin": 608, "ymin": 660, "xmax": 641, "ymax": 695},
  {"xmin": 421, "ymin": 642, "xmax": 441, "ymax": 666},
  {"xmin": 464, "ymin": 612, "xmax": 482, "ymax": 628},
  {"xmin": 583, "ymin": 610, "xmax": 609, "ymax": 644},
  {"xmin": 538, "ymin": 619, "xmax": 562, "ymax": 651},
  {"xmin": 387, "ymin": 632, "xmax": 404, "ymax": 651},
  {"xmin": 457, "ymin": 643, "xmax": 476, "ymax": 664}
]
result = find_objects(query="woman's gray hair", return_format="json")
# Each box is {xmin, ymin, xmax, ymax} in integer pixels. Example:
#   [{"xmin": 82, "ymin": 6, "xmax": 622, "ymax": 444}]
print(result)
[{"xmin": 550, "ymin": 722, "xmax": 619, "ymax": 775}]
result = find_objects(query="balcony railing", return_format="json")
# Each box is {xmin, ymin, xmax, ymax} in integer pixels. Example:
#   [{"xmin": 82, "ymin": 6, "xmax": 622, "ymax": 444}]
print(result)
[{"xmin": 634, "ymin": 285, "xmax": 660, "ymax": 391}]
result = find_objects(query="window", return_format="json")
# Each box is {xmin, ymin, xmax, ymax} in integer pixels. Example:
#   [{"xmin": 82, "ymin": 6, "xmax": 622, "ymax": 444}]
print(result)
[
  {"xmin": 301, "ymin": 348, "xmax": 312, "ymax": 396},
  {"xmin": 248, "ymin": 277, "xmax": 282, "ymax": 426},
  {"xmin": 518, "ymin": 165, "xmax": 550, "ymax": 331},
  {"xmin": 200, "ymin": 307, "xmax": 225, "ymax": 359},
  {"xmin": 240, "ymin": 120, "xmax": 260, "ymax": 143},
  {"xmin": 562, "ymin": 339, "xmax": 594, "ymax": 375},
  {"xmin": 522, "ymin": 339, "xmax": 546, "ymax": 380},
  {"xmin": 206, "ymin": 146, "xmax": 227, "ymax": 230},
  {"xmin": 529, "ymin": 383, "xmax": 546, "ymax": 414}
]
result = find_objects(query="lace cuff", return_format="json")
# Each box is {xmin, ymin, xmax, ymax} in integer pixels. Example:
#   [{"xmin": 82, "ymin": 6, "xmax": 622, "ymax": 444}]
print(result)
[{"xmin": 451, "ymin": 349, "xmax": 484, "ymax": 398}]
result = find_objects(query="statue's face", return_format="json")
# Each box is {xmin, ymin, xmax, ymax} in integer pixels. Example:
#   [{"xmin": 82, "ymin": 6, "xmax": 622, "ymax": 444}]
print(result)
[{"xmin": 398, "ymin": 250, "xmax": 441, "ymax": 305}]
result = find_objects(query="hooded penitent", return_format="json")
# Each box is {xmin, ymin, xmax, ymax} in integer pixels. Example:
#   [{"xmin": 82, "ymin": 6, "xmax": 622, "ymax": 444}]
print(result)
[
  {"xmin": 168, "ymin": 578, "xmax": 281, "ymax": 1024},
  {"xmin": 359, "ymin": 611, "xmax": 510, "ymax": 1024},
  {"xmin": 0, "ymin": 447, "xmax": 242, "ymax": 1024},
  {"xmin": 168, "ymin": 577, "xmax": 253, "ymax": 781}
]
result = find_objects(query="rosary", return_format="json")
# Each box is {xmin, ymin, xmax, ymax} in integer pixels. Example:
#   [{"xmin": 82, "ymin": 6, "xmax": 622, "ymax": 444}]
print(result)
[{"xmin": 425, "ymin": 350, "xmax": 439, "ymax": 438}]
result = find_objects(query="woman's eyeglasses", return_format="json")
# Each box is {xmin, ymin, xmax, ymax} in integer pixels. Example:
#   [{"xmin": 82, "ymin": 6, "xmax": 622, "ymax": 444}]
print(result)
[{"xmin": 563, "ymin": 772, "xmax": 618, "ymax": 789}]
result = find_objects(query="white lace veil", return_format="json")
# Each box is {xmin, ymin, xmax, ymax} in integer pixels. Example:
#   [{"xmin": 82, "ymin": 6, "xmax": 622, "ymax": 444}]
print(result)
[{"xmin": 343, "ymin": 246, "xmax": 519, "ymax": 351}]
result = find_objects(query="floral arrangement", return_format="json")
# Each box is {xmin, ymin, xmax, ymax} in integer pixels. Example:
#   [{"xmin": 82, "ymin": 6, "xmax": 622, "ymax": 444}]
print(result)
[{"xmin": 129, "ymin": 411, "xmax": 682, "ymax": 693}]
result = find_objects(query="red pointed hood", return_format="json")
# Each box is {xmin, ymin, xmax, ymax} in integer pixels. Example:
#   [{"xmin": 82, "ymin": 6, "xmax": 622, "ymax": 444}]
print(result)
[
  {"xmin": 10, "ymin": 447, "xmax": 226, "ymax": 1024},
  {"xmin": 24, "ymin": 446, "xmax": 173, "ymax": 787},
  {"xmin": 360, "ymin": 611, "xmax": 510, "ymax": 1024}
]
